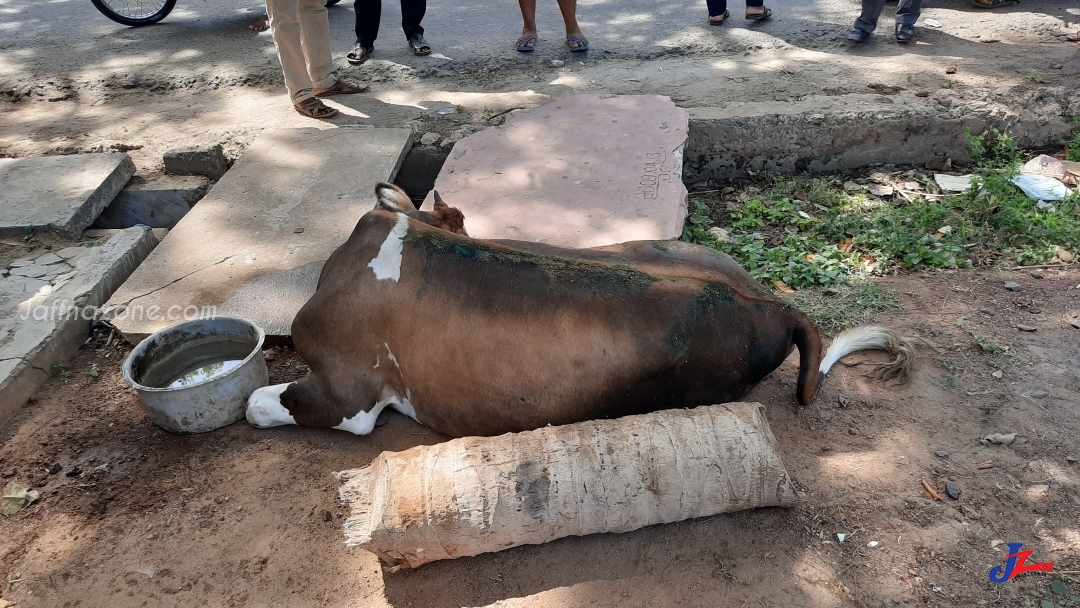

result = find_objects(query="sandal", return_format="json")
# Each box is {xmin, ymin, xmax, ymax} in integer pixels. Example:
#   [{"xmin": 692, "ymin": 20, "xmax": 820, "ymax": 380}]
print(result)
[
  {"xmin": 346, "ymin": 44, "xmax": 373, "ymax": 65},
  {"xmin": 312, "ymin": 80, "xmax": 368, "ymax": 97},
  {"xmin": 515, "ymin": 35, "xmax": 537, "ymax": 52},
  {"xmin": 294, "ymin": 97, "xmax": 338, "ymax": 119},
  {"xmin": 708, "ymin": 9, "xmax": 730, "ymax": 25},
  {"xmin": 566, "ymin": 35, "xmax": 589, "ymax": 52},
  {"xmin": 971, "ymin": 0, "xmax": 1016, "ymax": 7},
  {"xmin": 408, "ymin": 34, "xmax": 431, "ymax": 56},
  {"xmin": 745, "ymin": 7, "xmax": 772, "ymax": 20}
]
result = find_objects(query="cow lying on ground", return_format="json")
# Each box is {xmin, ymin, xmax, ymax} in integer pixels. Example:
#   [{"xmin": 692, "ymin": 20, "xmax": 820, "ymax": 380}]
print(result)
[{"xmin": 247, "ymin": 185, "xmax": 916, "ymax": 438}]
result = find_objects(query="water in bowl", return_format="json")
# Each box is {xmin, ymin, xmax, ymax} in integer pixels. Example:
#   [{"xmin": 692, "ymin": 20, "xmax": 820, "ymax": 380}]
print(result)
[{"xmin": 139, "ymin": 339, "xmax": 255, "ymax": 389}]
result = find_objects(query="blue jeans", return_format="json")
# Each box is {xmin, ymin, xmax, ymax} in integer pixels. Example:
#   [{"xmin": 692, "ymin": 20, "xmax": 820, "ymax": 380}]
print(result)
[{"xmin": 854, "ymin": 0, "xmax": 921, "ymax": 33}]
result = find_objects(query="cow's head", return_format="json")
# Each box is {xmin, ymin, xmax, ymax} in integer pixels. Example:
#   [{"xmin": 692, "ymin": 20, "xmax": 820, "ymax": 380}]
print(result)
[{"xmin": 374, "ymin": 183, "xmax": 469, "ymax": 236}]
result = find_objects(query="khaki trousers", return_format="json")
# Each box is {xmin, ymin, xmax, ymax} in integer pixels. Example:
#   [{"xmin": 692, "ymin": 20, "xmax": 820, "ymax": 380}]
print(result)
[{"xmin": 266, "ymin": 0, "xmax": 337, "ymax": 104}]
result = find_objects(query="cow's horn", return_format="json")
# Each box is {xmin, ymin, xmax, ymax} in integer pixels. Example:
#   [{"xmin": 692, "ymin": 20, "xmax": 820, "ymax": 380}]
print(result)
[{"xmin": 433, "ymin": 190, "xmax": 444, "ymax": 204}]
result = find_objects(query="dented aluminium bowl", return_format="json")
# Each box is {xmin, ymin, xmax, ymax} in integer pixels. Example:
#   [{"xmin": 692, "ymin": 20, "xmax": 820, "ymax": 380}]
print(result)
[{"xmin": 122, "ymin": 317, "xmax": 268, "ymax": 434}]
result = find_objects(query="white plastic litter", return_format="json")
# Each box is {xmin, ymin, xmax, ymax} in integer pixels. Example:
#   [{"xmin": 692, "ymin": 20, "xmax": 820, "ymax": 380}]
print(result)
[
  {"xmin": 925, "ymin": 18, "xmax": 942, "ymax": 28},
  {"xmin": 867, "ymin": 541, "xmax": 880, "ymax": 548},
  {"xmin": 934, "ymin": 174, "xmax": 973, "ymax": 193},
  {"xmin": 837, "ymin": 533, "xmax": 847, "ymax": 543},
  {"xmin": 1011, "ymin": 174, "xmax": 1070, "ymax": 201}
]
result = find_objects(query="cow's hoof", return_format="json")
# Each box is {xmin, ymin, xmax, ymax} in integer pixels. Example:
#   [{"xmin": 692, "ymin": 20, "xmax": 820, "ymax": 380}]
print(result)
[
  {"xmin": 375, "ymin": 411, "xmax": 390, "ymax": 427},
  {"xmin": 246, "ymin": 383, "xmax": 297, "ymax": 428}
]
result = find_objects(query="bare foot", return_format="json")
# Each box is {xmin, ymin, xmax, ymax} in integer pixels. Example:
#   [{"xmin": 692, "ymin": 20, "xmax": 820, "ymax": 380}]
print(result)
[{"xmin": 249, "ymin": 14, "xmax": 269, "ymax": 31}]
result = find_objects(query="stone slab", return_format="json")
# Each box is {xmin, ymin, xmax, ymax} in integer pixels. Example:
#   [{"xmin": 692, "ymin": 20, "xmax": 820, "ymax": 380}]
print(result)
[
  {"xmin": 0, "ymin": 227, "xmax": 160, "ymax": 426},
  {"xmin": 421, "ymin": 95, "xmax": 689, "ymax": 248},
  {"xmin": 0, "ymin": 153, "xmax": 136, "ymax": 239},
  {"xmin": 107, "ymin": 127, "xmax": 413, "ymax": 342},
  {"xmin": 92, "ymin": 174, "xmax": 209, "ymax": 229}
]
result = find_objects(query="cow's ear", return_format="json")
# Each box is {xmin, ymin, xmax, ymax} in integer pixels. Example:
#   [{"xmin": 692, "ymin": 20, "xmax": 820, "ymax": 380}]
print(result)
[
  {"xmin": 374, "ymin": 182, "xmax": 412, "ymax": 212},
  {"xmin": 433, "ymin": 201, "xmax": 449, "ymax": 212}
]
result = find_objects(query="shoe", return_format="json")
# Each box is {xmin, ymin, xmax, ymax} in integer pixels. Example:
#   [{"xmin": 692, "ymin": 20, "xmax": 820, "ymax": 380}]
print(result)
[
  {"xmin": 895, "ymin": 23, "xmax": 915, "ymax": 43},
  {"xmin": 346, "ymin": 44, "xmax": 373, "ymax": 65},
  {"xmin": 846, "ymin": 28, "xmax": 871, "ymax": 43}
]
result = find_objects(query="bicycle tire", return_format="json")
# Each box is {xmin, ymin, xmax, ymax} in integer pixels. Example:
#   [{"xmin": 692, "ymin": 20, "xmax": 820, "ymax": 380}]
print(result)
[{"xmin": 91, "ymin": 0, "xmax": 176, "ymax": 26}]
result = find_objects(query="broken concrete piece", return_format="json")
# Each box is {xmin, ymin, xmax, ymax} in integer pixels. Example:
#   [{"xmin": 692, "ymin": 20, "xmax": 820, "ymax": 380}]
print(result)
[
  {"xmin": 108, "ymin": 128, "xmax": 412, "ymax": 342},
  {"xmin": 422, "ymin": 95, "xmax": 689, "ymax": 248},
  {"xmin": 163, "ymin": 144, "xmax": 228, "ymax": 180},
  {"xmin": 0, "ymin": 153, "xmax": 136, "ymax": 239},
  {"xmin": 0, "ymin": 227, "xmax": 160, "ymax": 425},
  {"xmin": 93, "ymin": 174, "xmax": 209, "ymax": 229}
]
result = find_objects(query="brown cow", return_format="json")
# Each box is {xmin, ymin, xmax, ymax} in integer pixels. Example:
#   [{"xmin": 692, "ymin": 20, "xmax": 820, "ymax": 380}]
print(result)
[
  {"xmin": 373, "ymin": 182, "xmax": 468, "ymax": 236},
  {"xmin": 247, "ymin": 194, "xmax": 915, "ymax": 437}
]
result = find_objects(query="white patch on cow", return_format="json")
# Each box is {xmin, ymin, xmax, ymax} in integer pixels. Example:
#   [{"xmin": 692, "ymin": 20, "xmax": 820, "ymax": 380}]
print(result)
[
  {"xmin": 246, "ymin": 383, "xmax": 296, "ymax": 428},
  {"xmin": 384, "ymin": 343, "xmax": 400, "ymax": 369},
  {"xmin": 333, "ymin": 393, "xmax": 418, "ymax": 435},
  {"xmin": 367, "ymin": 213, "xmax": 409, "ymax": 282}
]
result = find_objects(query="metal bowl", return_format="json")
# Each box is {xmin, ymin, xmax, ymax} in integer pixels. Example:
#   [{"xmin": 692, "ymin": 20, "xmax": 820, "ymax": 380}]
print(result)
[{"xmin": 123, "ymin": 317, "xmax": 269, "ymax": 434}]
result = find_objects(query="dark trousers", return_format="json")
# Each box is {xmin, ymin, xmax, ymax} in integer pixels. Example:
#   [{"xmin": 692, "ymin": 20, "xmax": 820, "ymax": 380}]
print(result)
[
  {"xmin": 354, "ymin": 0, "xmax": 425, "ymax": 48},
  {"xmin": 706, "ymin": 0, "xmax": 763, "ymax": 18},
  {"xmin": 854, "ymin": 0, "xmax": 921, "ymax": 33}
]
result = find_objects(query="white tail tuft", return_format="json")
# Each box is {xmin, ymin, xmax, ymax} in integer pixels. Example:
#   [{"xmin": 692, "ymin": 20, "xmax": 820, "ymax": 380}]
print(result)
[{"xmin": 819, "ymin": 325, "xmax": 920, "ymax": 384}]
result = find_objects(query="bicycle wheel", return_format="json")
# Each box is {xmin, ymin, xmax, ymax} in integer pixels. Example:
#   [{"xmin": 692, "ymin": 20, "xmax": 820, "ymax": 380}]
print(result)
[{"xmin": 91, "ymin": 0, "xmax": 176, "ymax": 26}]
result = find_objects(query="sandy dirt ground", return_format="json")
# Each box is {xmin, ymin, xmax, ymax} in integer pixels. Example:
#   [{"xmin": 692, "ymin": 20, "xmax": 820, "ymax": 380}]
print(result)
[
  {"xmin": 1, "ymin": 0, "xmax": 1080, "ymax": 606},
  {"xmin": 0, "ymin": 265, "xmax": 1077, "ymax": 608}
]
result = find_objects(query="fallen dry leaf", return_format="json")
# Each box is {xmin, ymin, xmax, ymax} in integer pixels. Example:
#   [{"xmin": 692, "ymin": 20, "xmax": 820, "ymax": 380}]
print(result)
[
  {"xmin": 976, "ymin": 460, "xmax": 994, "ymax": 469},
  {"xmin": 772, "ymin": 280, "xmax": 795, "ymax": 294},
  {"xmin": 945, "ymin": 66, "xmax": 957, "ymax": 74},
  {"xmin": 838, "ymin": 237, "xmax": 854, "ymax": 254}
]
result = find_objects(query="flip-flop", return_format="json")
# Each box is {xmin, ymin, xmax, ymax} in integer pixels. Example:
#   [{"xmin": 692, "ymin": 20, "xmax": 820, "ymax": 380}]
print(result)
[
  {"xmin": 312, "ymin": 80, "xmax": 368, "ymax": 97},
  {"xmin": 745, "ymin": 7, "xmax": 772, "ymax": 20},
  {"xmin": 347, "ymin": 44, "xmax": 373, "ymax": 65},
  {"xmin": 566, "ymin": 36, "xmax": 589, "ymax": 52},
  {"xmin": 294, "ymin": 97, "xmax": 338, "ymax": 119},
  {"xmin": 516, "ymin": 35, "xmax": 537, "ymax": 52},
  {"xmin": 408, "ymin": 34, "xmax": 432, "ymax": 56},
  {"xmin": 708, "ymin": 9, "xmax": 730, "ymax": 25}
]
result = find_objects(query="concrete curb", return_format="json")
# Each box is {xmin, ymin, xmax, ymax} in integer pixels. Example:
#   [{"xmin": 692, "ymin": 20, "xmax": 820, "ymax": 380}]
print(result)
[
  {"xmin": 683, "ymin": 92, "xmax": 1074, "ymax": 184},
  {"xmin": 0, "ymin": 227, "xmax": 161, "ymax": 425}
]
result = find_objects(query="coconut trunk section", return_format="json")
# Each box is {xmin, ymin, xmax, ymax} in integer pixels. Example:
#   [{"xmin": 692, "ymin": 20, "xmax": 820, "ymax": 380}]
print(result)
[{"xmin": 336, "ymin": 402, "xmax": 797, "ymax": 570}]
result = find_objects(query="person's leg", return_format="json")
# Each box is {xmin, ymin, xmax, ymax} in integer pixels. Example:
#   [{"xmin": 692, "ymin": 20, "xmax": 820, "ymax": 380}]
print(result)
[
  {"xmin": 706, "ymin": 0, "xmax": 728, "ymax": 20},
  {"xmin": 555, "ymin": 0, "xmax": 584, "ymax": 41},
  {"xmin": 895, "ymin": 0, "xmax": 922, "ymax": 25},
  {"xmin": 853, "ymin": 0, "xmax": 887, "ymax": 33},
  {"xmin": 518, "ymin": 0, "xmax": 538, "ymax": 45},
  {"xmin": 297, "ymin": 0, "xmax": 336, "ymax": 92},
  {"xmin": 266, "ymin": 0, "xmax": 315, "ymax": 103},
  {"xmin": 400, "ymin": 0, "xmax": 425, "ymax": 40},
  {"xmin": 354, "ymin": 0, "xmax": 381, "ymax": 48},
  {"xmin": 745, "ymin": 0, "xmax": 765, "ymax": 17}
]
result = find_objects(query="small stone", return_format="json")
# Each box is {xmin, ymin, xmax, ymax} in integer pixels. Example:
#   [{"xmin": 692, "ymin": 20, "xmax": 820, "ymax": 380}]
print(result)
[
  {"xmin": 935, "ymin": 450, "xmax": 950, "ymax": 458},
  {"xmin": 163, "ymin": 144, "xmax": 228, "ymax": 180},
  {"xmin": 321, "ymin": 510, "xmax": 332, "ymax": 522},
  {"xmin": 945, "ymin": 66, "xmax": 956, "ymax": 74},
  {"xmin": 1028, "ymin": 307, "xmax": 1041, "ymax": 314},
  {"xmin": 65, "ymin": 466, "xmax": 82, "ymax": 477},
  {"xmin": 1072, "ymin": 320, "xmax": 1080, "ymax": 329},
  {"xmin": 550, "ymin": 60, "xmax": 564, "ymax": 68},
  {"xmin": 991, "ymin": 370, "xmax": 1003, "ymax": 379},
  {"xmin": 843, "ymin": 181, "xmax": 864, "ymax": 192},
  {"xmin": 1030, "ymin": 390, "xmax": 1049, "ymax": 399},
  {"xmin": 1030, "ymin": 270, "xmax": 1043, "ymax": 279},
  {"xmin": 1066, "ymin": 456, "xmax": 1077, "ymax": 463},
  {"xmin": 868, "ymin": 184, "xmax": 894, "ymax": 197},
  {"xmin": 945, "ymin": 482, "xmax": 961, "ymax": 500},
  {"xmin": 979, "ymin": 309, "xmax": 994, "ymax": 316},
  {"xmin": 48, "ymin": 463, "xmax": 62, "ymax": 475},
  {"xmin": 1056, "ymin": 246, "xmax": 1075, "ymax": 263},
  {"xmin": 1003, "ymin": 281, "xmax": 1022, "ymax": 292},
  {"xmin": 419, "ymin": 132, "xmax": 441, "ymax": 146},
  {"xmin": 847, "ymin": 428, "xmax": 857, "ymax": 435},
  {"xmin": 708, "ymin": 227, "xmax": 729, "ymax": 242},
  {"xmin": 1016, "ymin": 325, "xmax": 1037, "ymax": 332}
]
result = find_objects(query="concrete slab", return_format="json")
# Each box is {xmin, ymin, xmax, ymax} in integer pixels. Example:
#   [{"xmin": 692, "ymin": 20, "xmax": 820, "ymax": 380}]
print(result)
[
  {"xmin": 0, "ymin": 153, "xmax": 136, "ymax": 239},
  {"xmin": 0, "ymin": 227, "xmax": 159, "ymax": 425},
  {"xmin": 93, "ymin": 174, "xmax": 209, "ymax": 229},
  {"xmin": 107, "ymin": 127, "xmax": 413, "ymax": 342},
  {"xmin": 421, "ymin": 95, "xmax": 689, "ymax": 248}
]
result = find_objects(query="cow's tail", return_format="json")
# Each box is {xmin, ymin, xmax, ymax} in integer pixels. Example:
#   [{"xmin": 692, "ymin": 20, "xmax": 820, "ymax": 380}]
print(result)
[{"xmin": 795, "ymin": 323, "xmax": 920, "ymax": 405}]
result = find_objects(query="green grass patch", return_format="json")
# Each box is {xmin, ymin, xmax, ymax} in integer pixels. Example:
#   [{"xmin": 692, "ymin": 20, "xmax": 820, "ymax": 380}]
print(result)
[
  {"xmin": 681, "ymin": 130, "xmax": 1080, "ymax": 288},
  {"xmin": 791, "ymin": 282, "xmax": 902, "ymax": 336}
]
